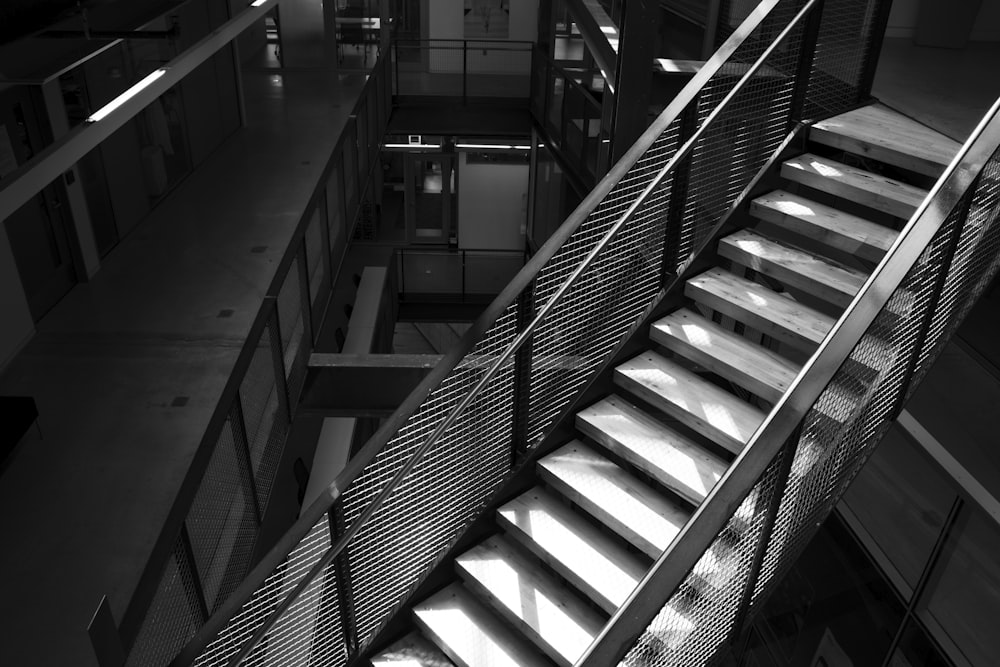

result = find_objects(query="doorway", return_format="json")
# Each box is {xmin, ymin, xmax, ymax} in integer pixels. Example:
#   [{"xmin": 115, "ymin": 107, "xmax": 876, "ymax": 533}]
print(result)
[
  {"xmin": 0, "ymin": 86, "xmax": 78, "ymax": 321},
  {"xmin": 404, "ymin": 153, "xmax": 457, "ymax": 245}
]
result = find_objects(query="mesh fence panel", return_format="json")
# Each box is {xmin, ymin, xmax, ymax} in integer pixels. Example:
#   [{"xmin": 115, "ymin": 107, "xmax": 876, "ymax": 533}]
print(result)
[
  {"xmin": 306, "ymin": 209, "xmax": 327, "ymax": 314},
  {"xmin": 341, "ymin": 306, "xmax": 520, "ymax": 650},
  {"xmin": 276, "ymin": 254, "xmax": 310, "ymax": 408},
  {"xmin": 618, "ymin": 452, "xmax": 787, "ymax": 667},
  {"xmin": 186, "ymin": 408, "xmax": 259, "ymax": 612},
  {"xmin": 193, "ymin": 516, "xmax": 333, "ymax": 667},
  {"xmin": 238, "ymin": 320, "xmax": 286, "ymax": 510},
  {"xmin": 910, "ymin": 153, "xmax": 1000, "ymax": 389},
  {"xmin": 126, "ymin": 538, "xmax": 203, "ymax": 667},
  {"xmin": 802, "ymin": 0, "xmax": 883, "ymax": 118}
]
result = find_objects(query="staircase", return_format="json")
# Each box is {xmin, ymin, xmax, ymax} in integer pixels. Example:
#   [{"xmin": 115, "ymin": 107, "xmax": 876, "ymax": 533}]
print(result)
[{"xmin": 370, "ymin": 104, "xmax": 959, "ymax": 667}]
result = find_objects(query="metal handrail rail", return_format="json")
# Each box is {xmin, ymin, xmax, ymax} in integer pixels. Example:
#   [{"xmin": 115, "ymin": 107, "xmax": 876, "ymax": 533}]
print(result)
[
  {"xmin": 172, "ymin": 1, "xmax": 803, "ymax": 663},
  {"xmin": 392, "ymin": 38, "xmax": 534, "ymax": 47},
  {"xmin": 574, "ymin": 87, "xmax": 1000, "ymax": 667}
]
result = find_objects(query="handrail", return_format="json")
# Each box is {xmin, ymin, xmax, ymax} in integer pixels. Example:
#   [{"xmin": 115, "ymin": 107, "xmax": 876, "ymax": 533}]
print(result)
[
  {"xmin": 172, "ymin": 0, "xmax": 800, "ymax": 663},
  {"xmin": 112, "ymin": 53, "xmax": 390, "ymax": 661},
  {"xmin": 574, "ymin": 81, "xmax": 1000, "ymax": 667}
]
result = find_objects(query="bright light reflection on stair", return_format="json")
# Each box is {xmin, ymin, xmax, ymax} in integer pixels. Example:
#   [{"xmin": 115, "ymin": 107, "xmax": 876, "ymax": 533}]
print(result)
[
  {"xmin": 810, "ymin": 159, "xmax": 843, "ymax": 178},
  {"xmin": 469, "ymin": 556, "xmax": 595, "ymax": 659},
  {"xmin": 772, "ymin": 198, "xmax": 815, "ymax": 217},
  {"xmin": 416, "ymin": 604, "xmax": 523, "ymax": 667},
  {"xmin": 678, "ymin": 321, "xmax": 711, "ymax": 346}
]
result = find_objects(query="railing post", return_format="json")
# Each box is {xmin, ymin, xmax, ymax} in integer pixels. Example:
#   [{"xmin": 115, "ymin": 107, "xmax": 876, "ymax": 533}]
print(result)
[
  {"xmin": 180, "ymin": 523, "xmax": 212, "ymax": 623},
  {"xmin": 462, "ymin": 40, "xmax": 468, "ymax": 105},
  {"xmin": 268, "ymin": 301, "xmax": 293, "ymax": 433},
  {"xmin": 659, "ymin": 102, "xmax": 699, "ymax": 282},
  {"xmin": 787, "ymin": 0, "xmax": 824, "ymax": 126},
  {"xmin": 328, "ymin": 502, "xmax": 359, "ymax": 656},
  {"xmin": 856, "ymin": 0, "xmax": 895, "ymax": 104},
  {"xmin": 511, "ymin": 280, "xmax": 536, "ymax": 459},
  {"xmin": 718, "ymin": 428, "xmax": 800, "ymax": 662},
  {"xmin": 231, "ymin": 394, "xmax": 264, "ymax": 525}
]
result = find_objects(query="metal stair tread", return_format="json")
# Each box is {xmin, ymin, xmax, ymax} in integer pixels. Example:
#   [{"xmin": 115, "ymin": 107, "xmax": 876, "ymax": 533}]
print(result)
[
  {"xmin": 718, "ymin": 228, "xmax": 868, "ymax": 308},
  {"xmin": 497, "ymin": 487, "xmax": 646, "ymax": 614},
  {"xmin": 685, "ymin": 267, "xmax": 835, "ymax": 351},
  {"xmin": 538, "ymin": 440, "xmax": 691, "ymax": 558},
  {"xmin": 650, "ymin": 308, "xmax": 800, "ymax": 403},
  {"xmin": 750, "ymin": 189, "xmax": 897, "ymax": 263},
  {"xmin": 412, "ymin": 583, "xmax": 549, "ymax": 667},
  {"xmin": 371, "ymin": 632, "xmax": 456, "ymax": 667},
  {"xmin": 576, "ymin": 393, "xmax": 729, "ymax": 505},
  {"xmin": 614, "ymin": 350, "xmax": 766, "ymax": 455},
  {"xmin": 782, "ymin": 152, "xmax": 927, "ymax": 219},
  {"xmin": 455, "ymin": 535, "xmax": 605, "ymax": 667},
  {"xmin": 810, "ymin": 103, "xmax": 960, "ymax": 177}
]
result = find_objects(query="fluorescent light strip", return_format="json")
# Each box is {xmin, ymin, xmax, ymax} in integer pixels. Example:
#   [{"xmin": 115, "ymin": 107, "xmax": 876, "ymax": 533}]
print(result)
[
  {"xmin": 384, "ymin": 143, "xmax": 440, "ymax": 149},
  {"xmin": 455, "ymin": 143, "xmax": 531, "ymax": 150},
  {"xmin": 87, "ymin": 69, "xmax": 168, "ymax": 123},
  {"xmin": 250, "ymin": 0, "xmax": 269, "ymax": 6}
]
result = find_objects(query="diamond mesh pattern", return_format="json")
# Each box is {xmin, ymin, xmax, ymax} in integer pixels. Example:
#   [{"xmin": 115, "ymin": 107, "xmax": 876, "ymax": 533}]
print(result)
[
  {"xmin": 241, "ymin": 319, "xmax": 289, "ymax": 510},
  {"xmin": 187, "ymin": 409, "xmax": 259, "ymax": 612},
  {"xmin": 803, "ymin": 0, "xmax": 884, "ymax": 118},
  {"xmin": 193, "ymin": 517, "xmax": 333, "ymax": 667},
  {"xmin": 341, "ymin": 306, "xmax": 519, "ymax": 650},
  {"xmin": 127, "ymin": 538, "xmax": 203, "ymax": 667},
  {"xmin": 619, "ymin": 453, "xmax": 786, "ymax": 667},
  {"xmin": 306, "ymin": 209, "xmax": 327, "ymax": 313}
]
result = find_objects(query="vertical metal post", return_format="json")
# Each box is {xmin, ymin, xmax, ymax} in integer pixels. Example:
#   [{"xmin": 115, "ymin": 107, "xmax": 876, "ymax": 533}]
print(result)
[
  {"xmin": 511, "ymin": 280, "xmax": 536, "ymax": 459},
  {"xmin": 180, "ymin": 524, "xmax": 213, "ymax": 622},
  {"xmin": 787, "ymin": 0, "xmax": 825, "ymax": 126},
  {"xmin": 231, "ymin": 394, "xmax": 264, "ymax": 525},
  {"xmin": 720, "ymin": 429, "xmax": 800, "ymax": 658},
  {"xmin": 856, "ymin": 0, "xmax": 895, "ymax": 104},
  {"xmin": 328, "ymin": 502, "xmax": 359, "ymax": 655},
  {"xmin": 659, "ymin": 102, "xmax": 698, "ymax": 282},
  {"xmin": 268, "ymin": 301, "xmax": 293, "ymax": 433},
  {"xmin": 463, "ymin": 40, "xmax": 468, "ymax": 104}
]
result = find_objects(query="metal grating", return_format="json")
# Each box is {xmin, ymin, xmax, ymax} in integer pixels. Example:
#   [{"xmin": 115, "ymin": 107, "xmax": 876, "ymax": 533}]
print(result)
[
  {"xmin": 193, "ymin": 517, "xmax": 333, "ymax": 667},
  {"xmin": 619, "ymin": 453, "xmax": 787, "ymax": 667},
  {"xmin": 127, "ymin": 538, "xmax": 203, "ymax": 667},
  {"xmin": 186, "ymin": 409, "xmax": 260, "ymax": 613},
  {"xmin": 341, "ymin": 306, "xmax": 519, "ymax": 651}
]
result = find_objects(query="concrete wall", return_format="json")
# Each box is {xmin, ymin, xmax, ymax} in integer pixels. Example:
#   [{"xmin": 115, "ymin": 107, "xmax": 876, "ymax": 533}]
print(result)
[
  {"xmin": 887, "ymin": 0, "xmax": 1000, "ymax": 42},
  {"xmin": 457, "ymin": 152, "xmax": 528, "ymax": 250}
]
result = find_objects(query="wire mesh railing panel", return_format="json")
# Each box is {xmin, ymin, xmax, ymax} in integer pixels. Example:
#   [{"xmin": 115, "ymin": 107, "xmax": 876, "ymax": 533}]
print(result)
[
  {"xmin": 186, "ymin": 408, "xmax": 259, "ymax": 613},
  {"xmin": 750, "ymin": 207, "xmax": 967, "ymax": 604},
  {"xmin": 277, "ymin": 253, "xmax": 310, "ymax": 409},
  {"xmin": 911, "ymin": 153, "xmax": 1000, "ymax": 388},
  {"xmin": 192, "ymin": 516, "xmax": 333, "ymax": 667},
  {"xmin": 238, "ymin": 323, "xmax": 284, "ymax": 503},
  {"xmin": 126, "ymin": 538, "xmax": 203, "ymax": 667},
  {"xmin": 619, "ymin": 453, "xmax": 787, "ymax": 667},
  {"xmin": 339, "ymin": 306, "xmax": 520, "ymax": 650},
  {"xmin": 803, "ymin": 0, "xmax": 883, "ymax": 118},
  {"xmin": 306, "ymin": 209, "xmax": 327, "ymax": 313}
]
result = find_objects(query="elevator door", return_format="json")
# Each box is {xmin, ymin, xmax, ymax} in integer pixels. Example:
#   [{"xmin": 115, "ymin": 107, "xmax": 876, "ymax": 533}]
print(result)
[{"xmin": 1, "ymin": 87, "xmax": 77, "ymax": 320}]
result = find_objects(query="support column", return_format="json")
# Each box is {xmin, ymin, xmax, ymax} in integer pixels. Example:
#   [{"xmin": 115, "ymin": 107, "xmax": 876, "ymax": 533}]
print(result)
[{"xmin": 609, "ymin": 0, "xmax": 658, "ymax": 163}]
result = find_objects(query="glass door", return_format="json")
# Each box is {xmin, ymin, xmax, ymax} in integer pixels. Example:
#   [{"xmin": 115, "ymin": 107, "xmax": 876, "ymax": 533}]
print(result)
[{"xmin": 404, "ymin": 153, "xmax": 457, "ymax": 245}]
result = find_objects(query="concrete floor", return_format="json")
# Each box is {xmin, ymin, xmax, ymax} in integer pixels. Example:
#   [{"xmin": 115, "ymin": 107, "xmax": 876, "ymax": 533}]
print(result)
[
  {"xmin": 2, "ymin": 31, "xmax": 1000, "ymax": 667},
  {"xmin": 0, "ymin": 65, "xmax": 366, "ymax": 666}
]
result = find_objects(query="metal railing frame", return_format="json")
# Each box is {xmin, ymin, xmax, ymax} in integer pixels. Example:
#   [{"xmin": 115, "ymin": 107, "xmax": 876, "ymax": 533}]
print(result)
[
  {"xmin": 171, "ymin": 1, "xmax": 831, "ymax": 663},
  {"xmin": 396, "ymin": 247, "xmax": 529, "ymax": 300},
  {"xmin": 576, "ymin": 86, "xmax": 1000, "ymax": 667},
  {"xmin": 112, "ymin": 53, "xmax": 392, "ymax": 666}
]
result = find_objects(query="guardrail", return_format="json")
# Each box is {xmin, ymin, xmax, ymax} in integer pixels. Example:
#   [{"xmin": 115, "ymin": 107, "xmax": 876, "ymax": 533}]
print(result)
[
  {"xmin": 391, "ymin": 38, "xmax": 533, "ymax": 102},
  {"xmin": 169, "ymin": 0, "xmax": 897, "ymax": 664},
  {"xmin": 396, "ymin": 247, "xmax": 527, "ymax": 300},
  {"xmin": 108, "ymin": 54, "xmax": 392, "ymax": 667}
]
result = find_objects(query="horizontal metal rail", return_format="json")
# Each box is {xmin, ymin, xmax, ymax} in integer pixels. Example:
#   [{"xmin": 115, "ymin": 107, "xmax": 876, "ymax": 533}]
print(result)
[
  {"xmin": 172, "ymin": 1, "xmax": 793, "ymax": 664},
  {"xmin": 575, "ymin": 89, "xmax": 1000, "ymax": 667}
]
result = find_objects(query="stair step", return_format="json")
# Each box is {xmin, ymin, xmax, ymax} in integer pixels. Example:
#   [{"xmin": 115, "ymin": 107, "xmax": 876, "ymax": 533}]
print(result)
[
  {"xmin": 750, "ymin": 190, "xmax": 896, "ymax": 263},
  {"xmin": 782, "ymin": 153, "xmax": 927, "ymax": 219},
  {"xmin": 614, "ymin": 351, "xmax": 766, "ymax": 455},
  {"xmin": 413, "ymin": 584, "xmax": 549, "ymax": 667},
  {"xmin": 455, "ymin": 535, "xmax": 605, "ymax": 667},
  {"xmin": 372, "ymin": 632, "xmax": 455, "ymax": 667},
  {"xmin": 718, "ymin": 229, "xmax": 868, "ymax": 309},
  {"xmin": 685, "ymin": 268, "xmax": 835, "ymax": 351},
  {"xmin": 810, "ymin": 104, "xmax": 959, "ymax": 177},
  {"xmin": 576, "ymin": 394, "xmax": 728, "ymax": 505},
  {"xmin": 538, "ymin": 441, "xmax": 691, "ymax": 559},
  {"xmin": 650, "ymin": 309, "xmax": 800, "ymax": 403},
  {"xmin": 497, "ymin": 487, "xmax": 646, "ymax": 614}
]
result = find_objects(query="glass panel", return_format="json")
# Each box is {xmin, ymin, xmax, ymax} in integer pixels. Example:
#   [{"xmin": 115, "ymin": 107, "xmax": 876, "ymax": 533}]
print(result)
[
  {"xmin": 921, "ymin": 506, "xmax": 1000, "ymax": 666},
  {"xmin": 841, "ymin": 424, "xmax": 957, "ymax": 589},
  {"xmin": 888, "ymin": 619, "xmax": 952, "ymax": 667}
]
